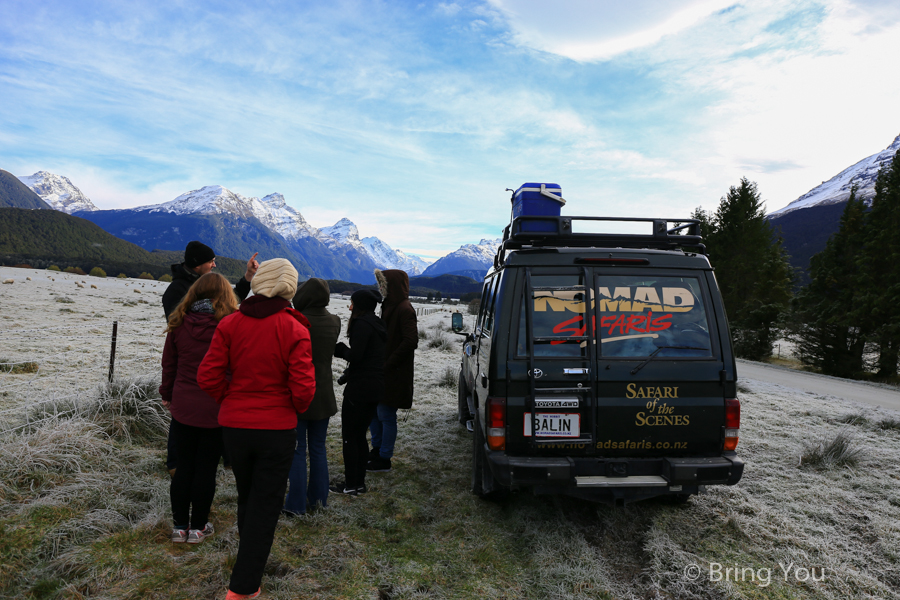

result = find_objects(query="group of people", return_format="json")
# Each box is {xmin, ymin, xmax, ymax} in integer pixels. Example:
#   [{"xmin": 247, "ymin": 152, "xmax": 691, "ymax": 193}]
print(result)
[{"xmin": 158, "ymin": 241, "xmax": 418, "ymax": 600}]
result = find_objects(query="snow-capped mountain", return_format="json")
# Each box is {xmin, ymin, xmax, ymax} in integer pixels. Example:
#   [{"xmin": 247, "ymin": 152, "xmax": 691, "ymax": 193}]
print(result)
[
  {"xmin": 123, "ymin": 185, "xmax": 426, "ymax": 277},
  {"xmin": 317, "ymin": 218, "xmax": 367, "ymax": 253},
  {"xmin": 422, "ymin": 238, "xmax": 502, "ymax": 277},
  {"xmin": 18, "ymin": 171, "xmax": 98, "ymax": 213},
  {"xmin": 770, "ymin": 133, "xmax": 900, "ymax": 217},
  {"xmin": 362, "ymin": 237, "xmax": 431, "ymax": 275},
  {"xmin": 142, "ymin": 185, "xmax": 319, "ymax": 241}
]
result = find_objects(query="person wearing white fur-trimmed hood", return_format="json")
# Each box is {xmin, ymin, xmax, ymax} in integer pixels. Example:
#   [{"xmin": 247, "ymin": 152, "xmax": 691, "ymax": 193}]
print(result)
[{"xmin": 368, "ymin": 269, "xmax": 418, "ymax": 473}]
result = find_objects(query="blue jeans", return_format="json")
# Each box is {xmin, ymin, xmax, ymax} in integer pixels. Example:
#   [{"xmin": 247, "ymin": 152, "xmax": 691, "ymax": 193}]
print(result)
[
  {"xmin": 284, "ymin": 417, "xmax": 330, "ymax": 514},
  {"xmin": 369, "ymin": 404, "xmax": 398, "ymax": 459}
]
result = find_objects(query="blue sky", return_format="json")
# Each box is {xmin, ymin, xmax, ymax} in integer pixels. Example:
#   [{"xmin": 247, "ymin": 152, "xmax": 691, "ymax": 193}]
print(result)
[{"xmin": 2, "ymin": 0, "xmax": 899, "ymax": 260}]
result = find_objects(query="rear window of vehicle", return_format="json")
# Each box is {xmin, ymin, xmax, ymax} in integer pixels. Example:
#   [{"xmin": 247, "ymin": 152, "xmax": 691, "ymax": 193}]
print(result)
[{"xmin": 517, "ymin": 273, "xmax": 713, "ymax": 358}]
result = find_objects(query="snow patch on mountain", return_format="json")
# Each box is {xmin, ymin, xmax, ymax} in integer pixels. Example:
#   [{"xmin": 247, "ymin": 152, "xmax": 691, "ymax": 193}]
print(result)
[
  {"xmin": 770, "ymin": 133, "xmax": 900, "ymax": 217},
  {"xmin": 452, "ymin": 238, "xmax": 502, "ymax": 264},
  {"xmin": 17, "ymin": 171, "xmax": 98, "ymax": 214},
  {"xmin": 362, "ymin": 237, "xmax": 431, "ymax": 275},
  {"xmin": 422, "ymin": 238, "xmax": 502, "ymax": 277},
  {"xmin": 316, "ymin": 218, "xmax": 366, "ymax": 252},
  {"xmin": 139, "ymin": 185, "xmax": 319, "ymax": 241}
]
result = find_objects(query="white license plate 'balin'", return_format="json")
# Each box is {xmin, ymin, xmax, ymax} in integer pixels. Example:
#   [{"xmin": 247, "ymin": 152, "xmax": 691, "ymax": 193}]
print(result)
[{"xmin": 524, "ymin": 413, "xmax": 580, "ymax": 438}]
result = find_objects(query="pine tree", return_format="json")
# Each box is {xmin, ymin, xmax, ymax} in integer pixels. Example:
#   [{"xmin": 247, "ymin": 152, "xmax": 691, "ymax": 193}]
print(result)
[
  {"xmin": 791, "ymin": 188, "xmax": 868, "ymax": 376},
  {"xmin": 701, "ymin": 178, "xmax": 793, "ymax": 360},
  {"xmin": 857, "ymin": 148, "xmax": 900, "ymax": 378}
]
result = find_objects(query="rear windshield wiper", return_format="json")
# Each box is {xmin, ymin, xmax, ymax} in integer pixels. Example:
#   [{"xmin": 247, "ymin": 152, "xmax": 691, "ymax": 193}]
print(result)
[{"xmin": 630, "ymin": 345, "xmax": 710, "ymax": 375}]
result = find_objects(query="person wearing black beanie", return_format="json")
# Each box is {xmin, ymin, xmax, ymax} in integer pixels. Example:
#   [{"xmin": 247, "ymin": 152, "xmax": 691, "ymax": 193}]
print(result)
[
  {"xmin": 331, "ymin": 289, "xmax": 386, "ymax": 495},
  {"xmin": 162, "ymin": 243, "xmax": 261, "ymax": 320},
  {"xmin": 184, "ymin": 241, "xmax": 216, "ymax": 269}
]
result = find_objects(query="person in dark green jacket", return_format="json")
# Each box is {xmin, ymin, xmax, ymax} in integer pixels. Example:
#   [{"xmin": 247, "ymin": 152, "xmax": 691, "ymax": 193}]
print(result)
[{"xmin": 284, "ymin": 278, "xmax": 342, "ymax": 515}]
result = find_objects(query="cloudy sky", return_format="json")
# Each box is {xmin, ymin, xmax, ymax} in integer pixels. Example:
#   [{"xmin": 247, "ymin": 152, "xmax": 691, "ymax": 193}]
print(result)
[{"xmin": 2, "ymin": 0, "xmax": 899, "ymax": 260}]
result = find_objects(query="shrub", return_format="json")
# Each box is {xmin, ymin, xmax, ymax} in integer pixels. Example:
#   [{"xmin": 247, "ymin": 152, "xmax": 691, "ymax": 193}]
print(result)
[
  {"xmin": 0, "ymin": 360, "xmax": 39, "ymax": 374},
  {"xmin": 117, "ymin": 273, "xmax": 127, "ymax": 278},
  {"xmin": 64, "ymin": 267, "xmax": 86, "ymax": 275},
  {"xmin": 47, "ymin": 265, "xmax": 61, "ymax": 271},
  {"xmin": 468, "ymin": 298, "xmax": 481, "ymax": 315},
  {"xmin": 89, "ymin": 267, "xmax": 107, "ymax": 278},
  {"xmin": 55, "ymin": 297, "xmax": 74, "ymax": 304},
  {"xmin": 800, "ymin": 428, "xmax": 863, "ymax": 469},
  {"xmin": 158, "ymin": 274, "xmax": 172, "ymax": 282},
  {"xmin": 137, "ymin": 272, "xmax": 154, "ymax": 280}
]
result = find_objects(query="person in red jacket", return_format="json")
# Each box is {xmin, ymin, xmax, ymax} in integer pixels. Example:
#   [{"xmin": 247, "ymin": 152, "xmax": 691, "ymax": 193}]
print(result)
[
  {"xmin": 160, "ymin": 272, "xmax": 239, "ymax": 545},
  {"xmin": 198, "ymin": 258, "xmax": 315, "ymax": 600}
]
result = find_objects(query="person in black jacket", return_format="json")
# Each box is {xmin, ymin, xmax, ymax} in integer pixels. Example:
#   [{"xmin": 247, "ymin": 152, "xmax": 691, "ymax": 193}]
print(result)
[
  {"xmin": 331, "ymin": 289, "xmax": 386, "ymax": 495},
  {"xmin": 162, "ymin": 241, "xmax": 260, "ymax": 320}
]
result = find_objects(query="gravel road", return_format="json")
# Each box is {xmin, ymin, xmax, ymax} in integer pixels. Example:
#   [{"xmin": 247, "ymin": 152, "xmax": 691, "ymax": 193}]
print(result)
[{"xmin": 737, "ymin": 358, "xmax": 900, "ymax": 411}]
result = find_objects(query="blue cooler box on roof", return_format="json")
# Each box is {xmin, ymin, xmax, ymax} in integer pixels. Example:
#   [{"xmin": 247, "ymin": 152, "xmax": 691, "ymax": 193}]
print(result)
[{"xmin": 512, "ymin": 183, "xmax": 565, "ymax": 232}]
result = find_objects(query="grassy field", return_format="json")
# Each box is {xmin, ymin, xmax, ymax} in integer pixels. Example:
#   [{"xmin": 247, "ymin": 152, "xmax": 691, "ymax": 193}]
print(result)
[{"xmin": 1, "ymin": 284, "xmax": 899, "ymax": 599}]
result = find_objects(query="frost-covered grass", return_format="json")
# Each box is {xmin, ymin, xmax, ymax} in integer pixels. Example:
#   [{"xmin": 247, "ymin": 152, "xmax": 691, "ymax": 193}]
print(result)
[{"xmin": 1, "ymin": 275, "xmax": 900, "ymax": 599}]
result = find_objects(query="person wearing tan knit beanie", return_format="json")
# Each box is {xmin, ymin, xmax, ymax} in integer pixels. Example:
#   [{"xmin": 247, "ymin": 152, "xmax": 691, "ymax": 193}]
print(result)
[
  {"xmin": 250, "ymin": 258, "xmax": 298, "ymax": 300},
  {"xmin": 198, "ymin": 256, "xmax": 312, "ymax": 600}
]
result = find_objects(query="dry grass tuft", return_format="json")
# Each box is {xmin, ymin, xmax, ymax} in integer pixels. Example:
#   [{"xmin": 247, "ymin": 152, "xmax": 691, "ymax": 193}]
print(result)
[
  {"xmin": 436, "ymin": 366, "xmax": 457, "ymax": 388},
  {"xmin": 800, "ymin": 428, "xmax": 863, "ymax": 469},
  {"xmin": 0, "ymin": 360, "xmax": 39, "ymax": 374}
]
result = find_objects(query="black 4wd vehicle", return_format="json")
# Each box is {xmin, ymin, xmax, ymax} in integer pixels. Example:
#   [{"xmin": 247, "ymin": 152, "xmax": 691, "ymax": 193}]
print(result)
[{"xmin": 458, "ymin": 209, "xmax": 743, "ymax": 504}]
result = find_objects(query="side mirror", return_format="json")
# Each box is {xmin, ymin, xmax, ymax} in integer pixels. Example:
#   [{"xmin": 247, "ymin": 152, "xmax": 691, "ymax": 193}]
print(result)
[{"xmin": 451, "ymin": 312, "xmax": 464, "ymax": 332}]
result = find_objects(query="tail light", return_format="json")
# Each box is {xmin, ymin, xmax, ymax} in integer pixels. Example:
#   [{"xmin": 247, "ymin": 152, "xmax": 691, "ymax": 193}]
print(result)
[
  {"xmin": 724, "ymin": 398, "xmax": 740, "ymax": 451},
  {"xmin": 486, "ymin": 396, "xmax": 506, "ymax": 451}
]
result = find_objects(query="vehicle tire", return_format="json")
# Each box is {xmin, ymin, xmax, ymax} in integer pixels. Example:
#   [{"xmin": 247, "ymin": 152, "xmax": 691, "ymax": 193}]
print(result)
[
  {"xmin": 471, "ymin": 422, "xmax": 508, "ymax": 501},
  {"xmin": 457, "ymin": 369, "xmax": 471, "ymax": 426}
]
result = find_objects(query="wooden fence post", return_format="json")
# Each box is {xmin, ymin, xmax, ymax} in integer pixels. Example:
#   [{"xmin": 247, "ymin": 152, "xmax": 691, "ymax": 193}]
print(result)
[{"xmin": 108, "ymin": 321, "xmax": 118, "ymax": 383}]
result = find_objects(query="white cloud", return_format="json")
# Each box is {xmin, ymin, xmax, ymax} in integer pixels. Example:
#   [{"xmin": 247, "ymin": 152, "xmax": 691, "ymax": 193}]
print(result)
[{"xmin": 487, "ymin": 0, "xmax": 736, "ymax": 61}]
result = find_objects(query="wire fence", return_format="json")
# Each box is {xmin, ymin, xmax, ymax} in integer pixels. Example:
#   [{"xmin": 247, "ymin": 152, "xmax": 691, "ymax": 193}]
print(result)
[{"xmin": 0, "ymin": 319, "xmax": 165, "ymax": 434}]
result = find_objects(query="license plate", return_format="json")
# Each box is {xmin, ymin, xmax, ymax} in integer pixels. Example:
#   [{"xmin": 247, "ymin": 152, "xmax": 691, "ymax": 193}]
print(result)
[{"xmin": 524, "ymin": 413, "xmax": 580, "ymax": 438}]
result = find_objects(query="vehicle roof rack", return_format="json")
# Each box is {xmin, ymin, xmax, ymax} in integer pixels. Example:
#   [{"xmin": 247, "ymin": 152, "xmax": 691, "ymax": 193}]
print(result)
[{"xmin": 494, "ymin": 215, "xmax": 705, "ymax": 268}]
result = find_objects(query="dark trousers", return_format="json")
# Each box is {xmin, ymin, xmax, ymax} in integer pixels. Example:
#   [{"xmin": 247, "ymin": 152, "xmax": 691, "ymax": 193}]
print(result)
[
  {"xmin": 169, "ymin": 419, "xmax": 223, "ymax": 530},
  {"xmin": 341, "ymin": 397, "xmax": 378, "ymax": 489},
  {"xmin": 223, "ymin": 427, "xmax": 296, "ymax": 596},
  {"xmin": 166, "ymin": 421, "xmax": 177, "ymax": 469}
]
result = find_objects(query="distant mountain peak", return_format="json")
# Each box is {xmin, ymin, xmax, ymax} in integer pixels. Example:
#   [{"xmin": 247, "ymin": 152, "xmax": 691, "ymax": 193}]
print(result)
[
  {"xmin": 770, "ymin": 133, "xmax": 900, "ymax": 217},
  {"xmin": 17, "ymin": 170, "xmax": 98, "ymax": 214},
  {"xmin": 422, "ymin": 237, "xmax": 501, "ymax": 278}
]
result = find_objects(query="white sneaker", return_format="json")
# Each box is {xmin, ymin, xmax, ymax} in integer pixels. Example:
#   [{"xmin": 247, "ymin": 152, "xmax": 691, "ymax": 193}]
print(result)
[
  {"xmin": 171, "ymin": 528, "xmax": 188, "ymax": 543},
  {"xmin": 187, "ymin": 522, "xmax": 214, "ymax": 544}
]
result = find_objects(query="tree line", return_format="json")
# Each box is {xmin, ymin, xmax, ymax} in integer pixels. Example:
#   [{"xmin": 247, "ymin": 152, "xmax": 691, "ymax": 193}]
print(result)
[{"xmin": 695, "ymin": 147, "xmax": 900, "ymax": 380}]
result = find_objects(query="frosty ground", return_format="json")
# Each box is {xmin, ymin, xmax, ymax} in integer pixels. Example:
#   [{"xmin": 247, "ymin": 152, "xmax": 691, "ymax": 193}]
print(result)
[{"xmin": 1, "ymin": 265, "xmax": 899, "ymax": 600}]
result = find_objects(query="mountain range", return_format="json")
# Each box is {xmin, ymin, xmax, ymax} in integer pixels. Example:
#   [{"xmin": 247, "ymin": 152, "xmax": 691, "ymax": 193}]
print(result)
[
  {"xmin": 8, "ymin": 131, "xmax": 897, "ymax": 286},
  {"xmin": 14, "ymin": 175, "xmax": 439, "ymax": 283}
]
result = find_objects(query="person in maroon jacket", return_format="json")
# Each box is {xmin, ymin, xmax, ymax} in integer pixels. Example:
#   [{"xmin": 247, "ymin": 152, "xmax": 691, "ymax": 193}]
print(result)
[
  {"xmin": 160, "ymin": 273, "xmax": 239, "ymax": 545},
  {"xmin": 198, "ymin": 258, "xmax": 316, "ymax": 600}
]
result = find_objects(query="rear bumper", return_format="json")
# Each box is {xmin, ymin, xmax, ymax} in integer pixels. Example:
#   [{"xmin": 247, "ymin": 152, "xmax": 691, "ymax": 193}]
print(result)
[{"xmin": 486, "ymin": 451, "xmax": 744, "ymax": 490}]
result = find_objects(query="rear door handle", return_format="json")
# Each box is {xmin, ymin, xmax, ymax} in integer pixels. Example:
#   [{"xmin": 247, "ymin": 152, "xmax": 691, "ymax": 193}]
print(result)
[
  {"xmin": 564, "ymin": 368, "xmax": 589, "ymax": 375},
  {"xmin": 480, "ymin": 373, "xmax": 487, "ymax": 387}
]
